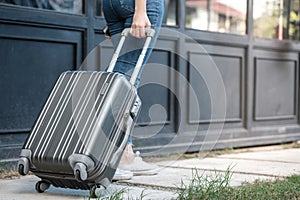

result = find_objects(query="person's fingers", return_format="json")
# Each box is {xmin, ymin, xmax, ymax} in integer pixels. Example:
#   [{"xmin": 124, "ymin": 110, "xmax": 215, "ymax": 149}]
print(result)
[
  {"xmin": 139, "ymin": 27, "xmax": 146, "ymax": 38},
  {"xmin": 105, "ymin": 34, "xmax": 111, "ymax": 41},
  {"xmin": 130, "ymin": 27, "xmax": 145, "ymax": 38}
]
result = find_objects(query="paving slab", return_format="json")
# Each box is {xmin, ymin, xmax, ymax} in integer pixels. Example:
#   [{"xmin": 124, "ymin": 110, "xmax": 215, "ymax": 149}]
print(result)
[
  {"xmin": 157, "ymin": 157, "xmax": 300, "ymax": 177},
  {"xmin": 0, "ymin": 176, "xmax": 88, "ymax": 200},
  {"xmin": 219, "ymin": 148, "xmax": 300, "ymax": 163},
  {"xmin": 0, "ymin": 176, "xmax": 176, "ymax": 200},
  {"xmin": 156, "ymin": 148, "xmax": 300, "ymax": 178}
]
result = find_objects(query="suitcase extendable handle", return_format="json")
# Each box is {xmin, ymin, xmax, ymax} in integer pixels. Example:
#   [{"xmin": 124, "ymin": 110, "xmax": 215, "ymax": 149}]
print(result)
[{"xmin": 106, "ymin": 28, "xmax": 156, "ymax": 85}]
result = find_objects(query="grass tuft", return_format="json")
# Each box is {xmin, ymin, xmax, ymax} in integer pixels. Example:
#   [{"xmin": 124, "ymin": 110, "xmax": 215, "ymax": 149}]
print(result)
[
  {"xmin": 175, "ymin": 166, "xmax": 300, "ymax": 200},
  {"xmin": 0, "ymin": 165, "xmax": 20, "ymax": 180},
  {"xmin": 228, "ymin": 175, "xmax": 300, "ymax": 200},
  {"xmin": 176, "ymin": 166, "xmax": 234, "ymax": 200},
  {"xmin": 85, "ymin": 187, "xmax": 148, "ymax": 200}
]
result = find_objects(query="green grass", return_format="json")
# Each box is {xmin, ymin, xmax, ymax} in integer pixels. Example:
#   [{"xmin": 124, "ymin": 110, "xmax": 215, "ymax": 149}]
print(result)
[
  {"xmin": 176, "ymin": 166, "xmax": 234, "ymax": 200},
  {"xmin": 226, "ymin": 176, "xmax": 300, "ymax": 200},
  {"xmin": 85, "ymin": 187, "xmax": 148, "ymax": 200},
  {"xmin": 175, "ymin": 167, "xmax": 300, "ymax": 200}
]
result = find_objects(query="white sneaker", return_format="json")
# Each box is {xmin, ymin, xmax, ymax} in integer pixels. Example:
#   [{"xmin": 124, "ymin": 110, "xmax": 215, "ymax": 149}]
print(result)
[
  {"xmin": 119, "ymin": 151, "xmax": 159, "ymax": 176},
  {"xmin": 112, "ymin": 168, "xmax": 133, "ymax": 181}
]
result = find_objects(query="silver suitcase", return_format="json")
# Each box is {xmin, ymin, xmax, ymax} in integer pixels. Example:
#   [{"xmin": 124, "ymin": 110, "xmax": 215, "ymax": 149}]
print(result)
[{"xmin": 17, "ymin": 28, "xmax": 155, "ymax": 196}]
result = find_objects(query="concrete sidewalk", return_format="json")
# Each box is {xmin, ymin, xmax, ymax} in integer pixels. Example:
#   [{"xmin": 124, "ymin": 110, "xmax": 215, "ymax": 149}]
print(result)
[{"xmin": 0, "ymin": 146, "xmax": 299, "ymax": 199}]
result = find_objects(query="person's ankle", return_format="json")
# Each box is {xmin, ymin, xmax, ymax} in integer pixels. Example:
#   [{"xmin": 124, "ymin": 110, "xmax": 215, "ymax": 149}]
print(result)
[{"xmin": 120, "ymin": 144, "xmax": 135, "ymax": 164}]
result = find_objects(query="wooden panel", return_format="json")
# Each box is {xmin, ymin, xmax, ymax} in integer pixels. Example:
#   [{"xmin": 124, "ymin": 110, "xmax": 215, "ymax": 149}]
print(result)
[
  {"xmin": 188, "ymin": 52, "xmax": 243, "ymax": 123},
  {"xmin": 138, "ymin": 50, "xmax": 171, "ymax": 125},
  {"xmin": 135, "ymin": 47, "xmax": 177, "ymax": 150},
  {"xmin": 254, "ymin": 58, "xmax": 297, "ymax": 121},
  {"xmin": 0, "ymin": 133, "xmax": 27, "ymax": 160},
  {"xmin": 0, "ymin": 23, "xmax": 82, "ymax": 132},
  {"xmin": 80, "ymin": 40, "xmax": 114, "ymax": 71}
]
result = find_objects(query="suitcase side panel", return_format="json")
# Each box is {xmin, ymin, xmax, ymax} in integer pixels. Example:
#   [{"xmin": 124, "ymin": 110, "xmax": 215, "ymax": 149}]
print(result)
[
  {"xmin": 25, "ymin": 71, "xmax": 135, "ymax": 175},
  {"xmin": 39, "ymin": 72, "xmax": 95, "ymax": 162},
  {"xmin": 29, "ymin": 72, "xmax": 95, "ymax": 162},
  {"xmin": 49, "ymin": 72, "xmax": 111, "ymax": 163}
]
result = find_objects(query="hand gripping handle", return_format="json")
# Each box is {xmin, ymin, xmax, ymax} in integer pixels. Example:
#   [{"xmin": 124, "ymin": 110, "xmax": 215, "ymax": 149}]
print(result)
[{"xmin": 106, "ymin": 28, "xmax": 156, "ymax": 85}]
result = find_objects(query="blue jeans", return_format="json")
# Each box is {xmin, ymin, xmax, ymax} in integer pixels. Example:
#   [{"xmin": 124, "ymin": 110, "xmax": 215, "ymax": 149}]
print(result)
[{"xmin": 102, "ymin": 0, "xmax": 164, "ymax": 88}]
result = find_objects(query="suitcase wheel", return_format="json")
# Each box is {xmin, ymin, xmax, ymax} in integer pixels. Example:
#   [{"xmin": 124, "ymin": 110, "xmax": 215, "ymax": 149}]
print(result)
[
  {"xmin": 18, "ymin": 157, "xmax": 29, "ymax": 176},
  {"xmin": 35, "ymin": 181, "xmax": 50, "ymax": 193},
  {"xmin": 74, "ymin": 162, "xmax": 88, "ymax": 182},
  {"xmin": 89, "ymin": 185, "xmax": 109, "ymax": 198},
  {"xmin": 18, "ymin": 164, "xmax": 26, "ymax": 176},
  {"xmin": 90, "ymin": 185, "xmax": 98, "ymax": 198}
]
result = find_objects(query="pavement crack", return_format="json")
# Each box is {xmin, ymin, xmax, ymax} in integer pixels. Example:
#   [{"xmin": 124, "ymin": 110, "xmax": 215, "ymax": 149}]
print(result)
[
  {"xmin": 160, "ymin": 165, "xmax": 285, "ymax": 178},
  {"xmin": 216, "ymin": 156, "xmax": 300, "ymax": 164}
]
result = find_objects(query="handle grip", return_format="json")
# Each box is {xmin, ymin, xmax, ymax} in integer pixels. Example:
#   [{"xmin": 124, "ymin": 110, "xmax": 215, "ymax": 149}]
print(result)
[{"xmin": 120, "ymin": 28, "xmax": 155, "ymax": 37}]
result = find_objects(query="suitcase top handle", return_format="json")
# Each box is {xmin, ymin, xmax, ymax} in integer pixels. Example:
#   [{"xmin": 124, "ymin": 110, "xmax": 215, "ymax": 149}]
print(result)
[{"xmin": 107, "ymin": 28, "xmax": 156, "ymax": 85}]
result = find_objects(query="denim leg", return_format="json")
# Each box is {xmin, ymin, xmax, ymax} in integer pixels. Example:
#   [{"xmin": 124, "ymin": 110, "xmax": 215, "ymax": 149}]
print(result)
[{"xmin": 102, "ymin": 0, "xmax": 164, "ymax": 88}]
